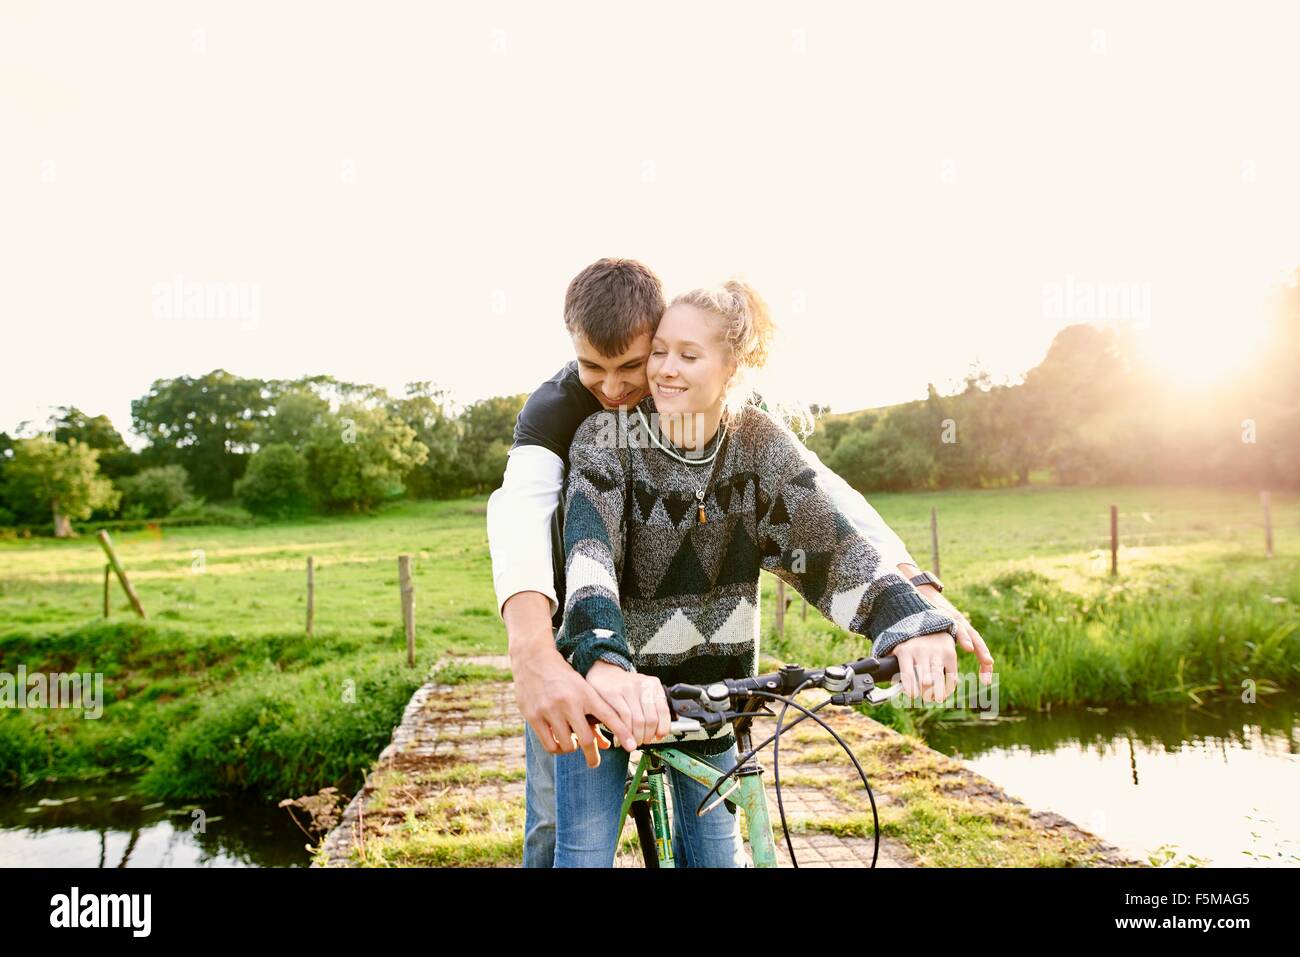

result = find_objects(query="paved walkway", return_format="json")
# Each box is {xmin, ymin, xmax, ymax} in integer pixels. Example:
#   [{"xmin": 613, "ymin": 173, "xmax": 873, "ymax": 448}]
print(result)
[{"xmin": 316, "ymin": 656, "xmax": 1139, "ymax": 868}]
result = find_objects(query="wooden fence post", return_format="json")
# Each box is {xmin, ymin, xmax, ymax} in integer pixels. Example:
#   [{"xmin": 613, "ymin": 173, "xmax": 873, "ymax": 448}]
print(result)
[
  {"xmin": 930, "ymin": 506, "xmax": 941, "ymax": 578},
  {"xmin": 774, "ymin": 577, "xmax": 785, "ymax": 638},
  {"xmin": 1110, "ymin": 505, "xmax": 1119, "ymax": 576},
  {"xmin": 96, "ymin": 530, "xmax": 147, "ymax": 619},
  {"xmin": 306, "ymin": 556, "xmax": 315, "ymax": 636},
  {"xmin": 102, "ymin": 564, "xmax": 110, "ymax": 618},
  {"xmin": 398, "ymin": 555, "xmax": 415, "ymax": 668},
  {"xmin": 1261, "ymin": 491, "xmax": 1274, "ymax": 558}
]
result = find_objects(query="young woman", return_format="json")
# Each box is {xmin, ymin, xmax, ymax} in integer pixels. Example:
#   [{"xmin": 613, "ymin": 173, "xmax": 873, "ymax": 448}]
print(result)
[{"xmin": 552, "ymin": 279, "xmax": 960, "ymax": 867}]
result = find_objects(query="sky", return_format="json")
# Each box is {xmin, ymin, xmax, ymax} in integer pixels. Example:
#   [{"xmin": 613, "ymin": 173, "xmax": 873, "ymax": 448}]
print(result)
[{"xmin": 2, "ymin": 1, "xmax": 1298, "ymax": 443}]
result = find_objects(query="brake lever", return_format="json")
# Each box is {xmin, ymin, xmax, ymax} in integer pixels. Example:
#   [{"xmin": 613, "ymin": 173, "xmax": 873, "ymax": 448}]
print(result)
[
  {"xmin": 829, "ymin": 673, "xmax": 904, "ymax": 706},
  {"xmin": 866, "ymin": 683, "xmax": 904, "ymax": 705}
]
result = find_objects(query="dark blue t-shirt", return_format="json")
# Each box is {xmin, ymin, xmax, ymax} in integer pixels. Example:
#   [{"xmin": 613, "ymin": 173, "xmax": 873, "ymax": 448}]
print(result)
[{"xmin": 511, "ymin": 360, "xmax": 603, "ymax": 462}]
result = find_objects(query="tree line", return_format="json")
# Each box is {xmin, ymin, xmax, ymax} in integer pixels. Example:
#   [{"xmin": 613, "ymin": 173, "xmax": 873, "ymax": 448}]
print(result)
[
  {"xmin": 2, "ymin": 271, "xmax": 1296, "ymax": 535},
  {"xmin": 806, "ymin": 275, "xmax": 1298, "ymax": 494},
  {"xmin": 0, "ymin": 375, "xmax": 524, "ymax": 534}
]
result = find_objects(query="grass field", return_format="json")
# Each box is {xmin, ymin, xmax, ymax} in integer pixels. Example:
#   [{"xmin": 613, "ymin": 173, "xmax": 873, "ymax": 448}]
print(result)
[
  {"xmin": 1, "ymin": 486, "xmax": 1297, "ymax": 800},
  {"xmin": 0, "ymin": 498, "xmax": 501, "ymax": 647}
]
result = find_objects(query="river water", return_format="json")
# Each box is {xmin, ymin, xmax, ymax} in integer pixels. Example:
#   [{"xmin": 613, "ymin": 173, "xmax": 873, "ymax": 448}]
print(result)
[
  {"xmin": 922, "ymin": 690, "xmax": 1300, "ymax": 866},
  {"xmin": 0, "ymin": 778, "xmax": 312, "ymax": 867},
  {"xmin": 5, "ymin": 694, "xmax": 1297, "ymax": 867}
]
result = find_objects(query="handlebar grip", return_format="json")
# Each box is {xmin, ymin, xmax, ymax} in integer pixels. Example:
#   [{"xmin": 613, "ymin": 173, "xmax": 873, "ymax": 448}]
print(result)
[
  {"xmin": 873, "ymin": 655, "xmax": 900, "ymax": 681},
  {"xmin": 847, "ymin": 655, "xmax": 900, "ymax": 681}
]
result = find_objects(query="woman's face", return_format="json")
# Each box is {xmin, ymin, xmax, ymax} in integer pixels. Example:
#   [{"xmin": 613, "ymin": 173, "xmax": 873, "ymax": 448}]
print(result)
[{"xmin": 648, "ymin": 303, "xmax": 736, "ymax": 416}]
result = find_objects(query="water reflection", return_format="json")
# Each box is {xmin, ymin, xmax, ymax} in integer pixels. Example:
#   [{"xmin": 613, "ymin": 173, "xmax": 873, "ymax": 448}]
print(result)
[
  {"xmin": 0, "ymin": 779, "xmax": 313, "ymax": 868},
  {"xmin": 921, "ymin": 691, "xmax": 1300, "ymax": 866}
]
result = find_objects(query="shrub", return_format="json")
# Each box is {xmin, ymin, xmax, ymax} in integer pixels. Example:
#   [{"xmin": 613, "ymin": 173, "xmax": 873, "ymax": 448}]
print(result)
[
  {"xmin": 234, "ymin": 443, "xmax": 310, "ymax": 518},
  {"xmin": 167, "ymin": 501, "xmax": 255, "ymax": 526},
  {"xmin": 138, "ymin": 655, "xmax": 424, "ymax": 801},
  {"xmin": 117, "ymin": 465, "xmax": 194, "ymax": 518}
]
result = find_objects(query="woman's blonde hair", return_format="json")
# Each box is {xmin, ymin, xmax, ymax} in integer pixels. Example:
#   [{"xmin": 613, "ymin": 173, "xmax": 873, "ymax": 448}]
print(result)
[{"xmin": 669, "ymin": 279, "xmax": 814, "ymax": 436}]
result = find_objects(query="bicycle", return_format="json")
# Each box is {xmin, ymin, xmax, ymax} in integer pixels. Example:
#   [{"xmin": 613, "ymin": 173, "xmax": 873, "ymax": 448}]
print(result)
[{"xmin": 598, "ymin": 653, "xmax": 904, "ymax": 868}]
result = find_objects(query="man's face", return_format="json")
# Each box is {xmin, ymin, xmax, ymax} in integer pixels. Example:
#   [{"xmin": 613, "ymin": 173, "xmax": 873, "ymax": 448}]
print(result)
[{"xmin": 572, "ymin": 330, "xmax": 653, "ymax": 409}]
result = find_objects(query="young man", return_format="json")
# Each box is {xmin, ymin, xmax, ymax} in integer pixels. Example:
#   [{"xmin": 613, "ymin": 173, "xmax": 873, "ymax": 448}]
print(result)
[{"xmin": 487, "ymin": 258, "xmax": 993, "ymax": 867}]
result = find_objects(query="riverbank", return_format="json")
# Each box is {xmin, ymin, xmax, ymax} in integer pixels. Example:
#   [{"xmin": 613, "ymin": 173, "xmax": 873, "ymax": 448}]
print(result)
[
  {"xmin": 2, "ymin": 489, "xmax": 1295, "ymax": 816},
  {"xmin": 313, "ymin": 656, "xmax": 1142, "ymax": 868}
]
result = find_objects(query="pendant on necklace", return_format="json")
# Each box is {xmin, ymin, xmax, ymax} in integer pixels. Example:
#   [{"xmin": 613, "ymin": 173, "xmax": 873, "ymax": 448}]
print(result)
[{"xmin": 696, "ymin": 489, "xmax": 707, "ymax": 524}]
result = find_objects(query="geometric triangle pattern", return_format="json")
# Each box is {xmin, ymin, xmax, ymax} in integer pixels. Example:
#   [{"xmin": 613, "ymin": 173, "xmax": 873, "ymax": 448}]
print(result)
[
  {"xmin": 653, "ymin": 535, "xmax": 711, "ymax": 599},
  {"xmin": 556, "ymin": 395, "xmax": 960, "ymax": 756},
  {"xmin": 715, "ymin": 520, "xmax": 760, "ymax": 587},
  {"xmin": 661, "ymin": 492, "xmax": 693, "ymax": 528}
]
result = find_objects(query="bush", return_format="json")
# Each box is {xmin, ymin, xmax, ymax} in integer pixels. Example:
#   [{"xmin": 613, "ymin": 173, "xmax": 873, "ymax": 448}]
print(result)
[
  {"xmin": 117, "ymin": 465, "xmax": 194, "ymax": 518},
  {"xmin": 138, "ymin": 655, "xmax": 424, "ymax": 801},
  {"xmin": 234, "ymin": 443, "xmax": 309, "ymax": 518},
  {"xmin": 0, "ymin": 713, "xmax": 54, "ymax": 788},
  {"xmin": 167, "ymin": 500, "xmax": 255, "ymax": 526}
]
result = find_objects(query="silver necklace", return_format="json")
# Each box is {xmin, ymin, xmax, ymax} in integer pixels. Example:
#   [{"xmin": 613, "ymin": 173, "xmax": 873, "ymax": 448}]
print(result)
[{"xmin": 637, "ymin": 408, "xmax": 727, "ymax": 524}]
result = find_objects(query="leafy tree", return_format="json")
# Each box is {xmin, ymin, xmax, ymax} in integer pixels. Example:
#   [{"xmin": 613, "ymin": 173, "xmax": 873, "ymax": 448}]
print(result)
[
  {"xmin": 117, "ymin": 465, "xmax": 195, "ymax": 518},
  {"xmin": 2, "ymin": 437, "xmax": 120, "ymax": 536},
  {"xmin": 254, "ymin": 389, "xmax": 331, "ymax": 450},
  {"xmin": 235, "ymin": 443, "xmax": 309, "ymax": 518},
  {"xmin": 389, "ymin": 382, "xmax": 461, "ymax": 499},
  {"xmin": 805, "ymin": 410, "xmax": 872, "ymax": 464},
  {"xmin": 51, "ymin": 406, "xmax": 138, "ymax": 479},
  {"xmin": 131, "ymin": 370, "xmax": 271, "ymax": 499},
  {"xmin": 302, "ymin": 403, "xmax": 429, "ymax": 512},
  {"xmin": 453, "ymin": 394, "xmax": 526, "ymax": 494},
  {"xmin": 0, "ymin": 431, "xmax": 14, "ymax": 516},
  {"xmin": 928, "ymin": 381, "xmax": 982, "ymax": 489},
  {"xmin": 1020, "ymin": 325, "xmax": 1127, "ymax": 485}
]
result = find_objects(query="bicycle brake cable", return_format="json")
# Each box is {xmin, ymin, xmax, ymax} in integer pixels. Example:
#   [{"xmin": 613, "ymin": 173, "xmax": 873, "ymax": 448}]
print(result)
[
  {"xmin": 693, "ymin": 690, "xmax": 882, "ymax": 868},
  {"xmin": 773, "ymin": 679, "xmax": 815, "ymax": 868},
  {"xmin": 749, "ymin": 690, "xmax": 882, "ymax": 869}
]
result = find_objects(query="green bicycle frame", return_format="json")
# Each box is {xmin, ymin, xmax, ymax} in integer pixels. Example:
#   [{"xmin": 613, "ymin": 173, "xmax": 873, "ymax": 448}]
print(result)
[{"xmin": 615, "ymin": 733, "xmax": 777, "ymax": 868}]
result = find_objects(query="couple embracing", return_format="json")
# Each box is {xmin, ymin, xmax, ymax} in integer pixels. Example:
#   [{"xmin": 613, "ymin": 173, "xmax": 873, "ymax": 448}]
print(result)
[{"xmin": 487, "ymin": 258, "xmax": 993, "ymax": 867}]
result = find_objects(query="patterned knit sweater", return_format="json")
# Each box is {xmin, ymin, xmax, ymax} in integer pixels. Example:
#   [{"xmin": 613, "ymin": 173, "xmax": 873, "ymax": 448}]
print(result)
[{"xmin": 556, "ymin": 395, "xmax": 958, "ymax": 755}]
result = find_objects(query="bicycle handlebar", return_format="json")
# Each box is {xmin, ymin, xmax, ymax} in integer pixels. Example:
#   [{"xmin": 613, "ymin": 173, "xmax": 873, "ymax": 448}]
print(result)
[
  {"xmin": 586, "ymin": 655, "xmax": 902, "ymax": 741},
  {"xmin": 667, "ymin": 653, "xmax": 897, "ymax": 703},
  {"xmin": 656, "ymin": 655, "xmax": 901, "ymax": 738}
]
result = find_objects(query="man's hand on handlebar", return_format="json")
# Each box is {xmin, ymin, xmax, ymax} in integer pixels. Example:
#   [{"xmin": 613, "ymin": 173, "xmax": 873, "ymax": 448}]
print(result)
[
  {"xmin": 912, "ymin": 583, "xmax": 995, "ymax": 687},
  {"xmin": 890, "ymin": 631, "xmax": 959, "ymax": 704},
  {"xmin": 587, "ymin": 660, "xmax": 673, "ymax": 751},
  {"xmin": 509, "ymin": 636, "xmax": 633, "ymax": 769}
]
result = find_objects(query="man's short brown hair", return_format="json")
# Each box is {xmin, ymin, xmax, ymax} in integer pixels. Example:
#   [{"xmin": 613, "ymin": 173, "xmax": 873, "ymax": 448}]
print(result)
[{"xmin": 563, "ymin": 258, "xmax": 665, "ymax": 356}]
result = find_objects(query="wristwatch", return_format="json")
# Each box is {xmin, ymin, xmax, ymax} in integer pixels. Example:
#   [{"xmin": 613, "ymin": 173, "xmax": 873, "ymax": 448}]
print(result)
[{"xmin": 910, "ymin": 571, "xmax": 944, "ymax": 593}]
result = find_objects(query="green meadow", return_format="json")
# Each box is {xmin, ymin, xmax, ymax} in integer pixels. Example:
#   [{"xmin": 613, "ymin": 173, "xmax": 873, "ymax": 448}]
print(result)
[{"xmin": 1, "ymin": 486, "xmax": 1297, "ymax": 800}]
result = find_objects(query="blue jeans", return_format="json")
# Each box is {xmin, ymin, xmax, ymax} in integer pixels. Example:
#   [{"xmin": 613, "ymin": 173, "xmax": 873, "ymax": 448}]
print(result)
[
  {"xmin": 523, "ymin": 721, "xmax": 558, "ymax": 868},
  {"xmin": 553, "ymin": 741, "xmax": 745, "ymax": 868}
]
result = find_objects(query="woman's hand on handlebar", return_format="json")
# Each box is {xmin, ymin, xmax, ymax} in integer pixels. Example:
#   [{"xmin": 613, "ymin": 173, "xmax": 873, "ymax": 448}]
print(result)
[{"xmin": 587, "ymin": 661, "xmax": 673, "ymax": 750}]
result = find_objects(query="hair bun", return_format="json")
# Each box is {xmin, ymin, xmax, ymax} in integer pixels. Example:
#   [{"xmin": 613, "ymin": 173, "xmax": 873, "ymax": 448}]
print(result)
[{"xmin": 667, "ymin": 278, "xmax": 812, "ymax": 435}]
